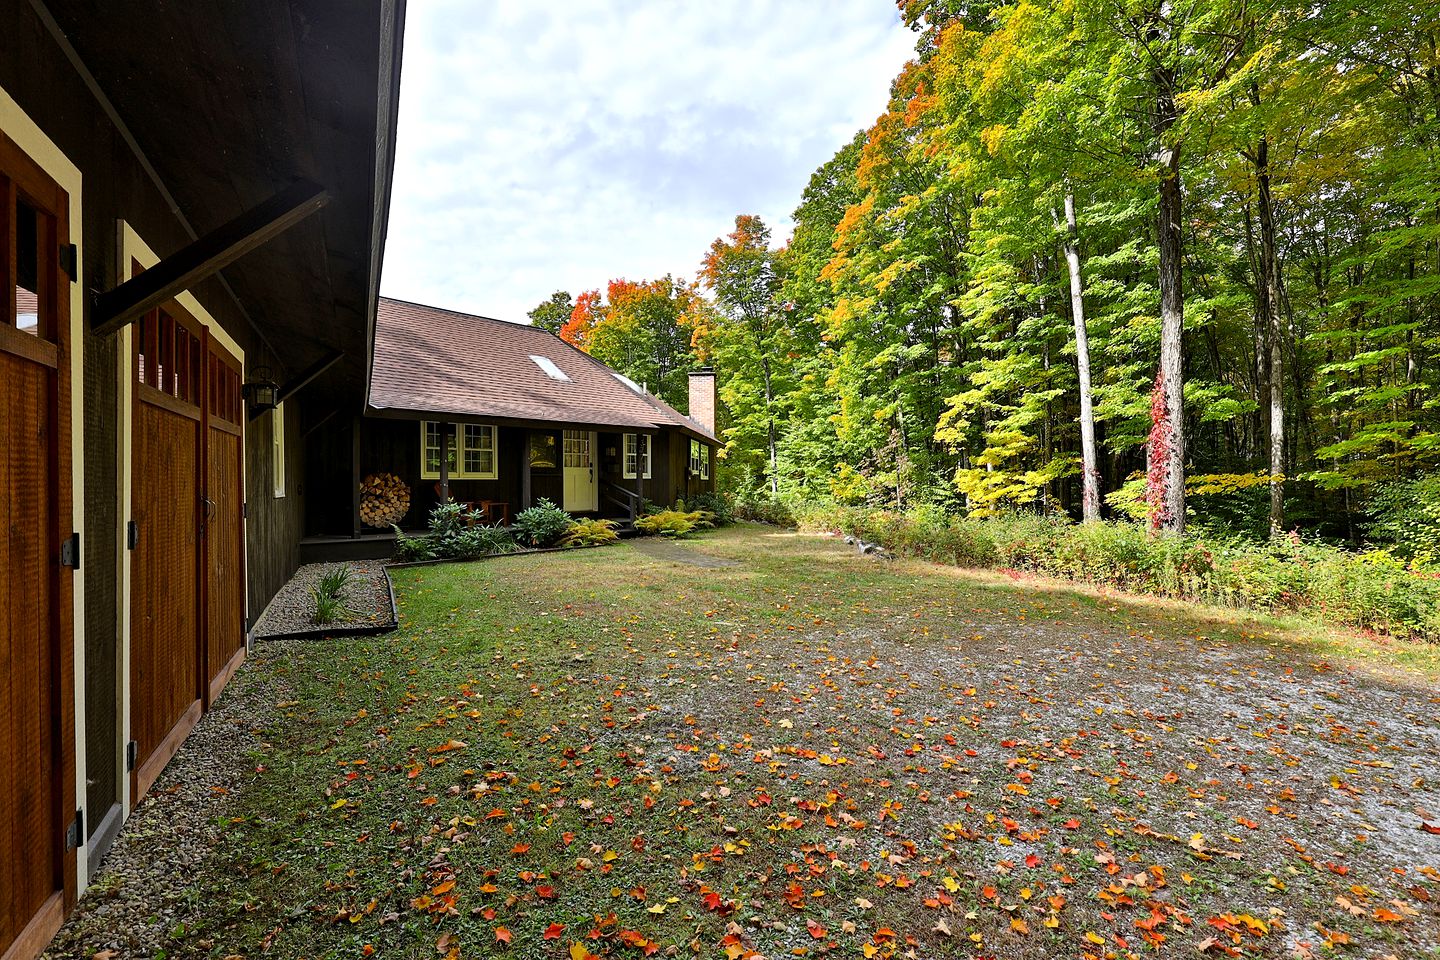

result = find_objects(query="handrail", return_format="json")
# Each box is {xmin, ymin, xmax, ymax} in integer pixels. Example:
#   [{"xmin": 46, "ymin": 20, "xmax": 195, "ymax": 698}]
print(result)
[{"xmin": 600, "ymin": 480, "xmax": 641, "ymax": 521}]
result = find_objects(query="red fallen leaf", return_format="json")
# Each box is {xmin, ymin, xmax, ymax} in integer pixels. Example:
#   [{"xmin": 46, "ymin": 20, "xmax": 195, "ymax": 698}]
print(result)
[
  {"xmin": 1024, "ymin": 854, "xmax": 1042, "ymax": 868},
  {"xmin": 543, "ymin": 923, "xmax": 566, "ymax": 940},
  {"xmin": 511, "ymin": 842, "xmax": 531, "ymax": 855},
  {"xmin": 1372, "ymin": 907, "xmax": 1404, "ymax": 923},
  {"xmin": 494, "ymin": 927, "xmax": 513, "ymax": 944},
  {"xmin": 1063, "ymin": 818, "xmax": 1081, "ymax": 829},
  {"xmin": 1421, "ymin": 823, "xmax": 1440, "ymax": 835},
  {"xmin": 537, "ymin": 885, "xmax": 557, "ymax": 899},
  {"xmin": 429, "ymin": 739, "xmax": 467, "ymax": 754},
  {"xmin": 807, "ymin": 919, "xmax": 828, "ymax": 939}
]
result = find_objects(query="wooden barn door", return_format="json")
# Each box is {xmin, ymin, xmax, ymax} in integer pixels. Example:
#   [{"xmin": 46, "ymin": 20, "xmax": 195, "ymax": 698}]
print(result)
[
  {"xmin": 129, "ymin": 307, "xmax": 204, "ymax": 803},
  {"xmin": 203, "ymin": 341, "xmax": 244, "ymax": 704},
  {"xmin": 0, "ymin": 132, "xmax": 76, "ymax": 960}
]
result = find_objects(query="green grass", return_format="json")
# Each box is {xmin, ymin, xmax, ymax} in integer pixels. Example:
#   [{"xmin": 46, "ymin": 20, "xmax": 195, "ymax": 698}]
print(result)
[{"xmin": 182, "ymin": 526, "xmax": 1438, "ymax": 959}]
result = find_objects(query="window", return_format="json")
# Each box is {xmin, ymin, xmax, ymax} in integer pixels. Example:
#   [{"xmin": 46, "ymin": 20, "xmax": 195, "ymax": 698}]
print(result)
[
  {"xmin": 689, "ymin": 439, "xmax": 709, "ymax": 480},
  {"xmin": 623, "ymin": 433, "xmax": 652, "ymax": 479},
  {"xmin": 529, "ymin": 354, "xmax": 570, "ymax": 382},
  {"xmin": 272, "ymin": 402, "xmax": 286, "ymax": 498},
  {"xmin": 420, "ymin": 421, "xmax": 498, "ymax": 479}
]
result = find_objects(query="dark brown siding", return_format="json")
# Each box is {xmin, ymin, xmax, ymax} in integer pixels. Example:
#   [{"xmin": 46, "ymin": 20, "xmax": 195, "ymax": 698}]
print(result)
[
  {"xmin": 81, "ymin": 335, "xmax": 118, "ymax": 821},
  {"xmin": 245, "ymin": 402, "xmax": 303, "ymax": 622}
]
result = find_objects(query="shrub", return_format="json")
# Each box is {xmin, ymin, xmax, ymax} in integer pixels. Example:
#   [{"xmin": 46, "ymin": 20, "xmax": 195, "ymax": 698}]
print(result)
[
  {"xmin": 791, "ymin": 500, "xmax": 1440, "ymax": 641},
  {"xmin": 635, "ymin": 509, "xmax": 715, "ymax": 538},
  {"xmin": 1366, "ymin": 473, "xmax": 1440, "ymax": 566},
  {"xmin": 393, "ymin": 500, "xmax": 519, "ymax": 560},
  {"xmin": 733, "ymin": 496, "xmax": 796, "ymax": 527},
  {"xmin": 558, "ymin": 517, "xmax": 620, "ymax": 547},
  {"xmin": 513, "ymin": 498, "xmax": 574, "ymax": 547},
  {"xmin": 687, "ymin": 491, "xmax": 735, "ymax": 525}
]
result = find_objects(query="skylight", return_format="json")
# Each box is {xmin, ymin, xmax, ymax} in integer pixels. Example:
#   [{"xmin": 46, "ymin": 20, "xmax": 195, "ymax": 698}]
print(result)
[
  {"xmin": 529, "ymin": 354, "xmax": 570, "ymax": 382},
  {"xmin": 612, "ymin": 372, "xmax": 644, "ymax": 394}
]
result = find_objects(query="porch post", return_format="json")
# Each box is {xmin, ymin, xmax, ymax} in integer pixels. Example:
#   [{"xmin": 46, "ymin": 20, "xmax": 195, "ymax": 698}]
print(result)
[
  {"xmin": 521, "ymin": 430, "xmax": 533, "ymax": 509},
  {"xmin": 439, "ymin": 420, "xmax": 451, "ymax": 502},
  {"xmin": 635, "ymin": 433, "xmax": 646, "ymax": 521}
]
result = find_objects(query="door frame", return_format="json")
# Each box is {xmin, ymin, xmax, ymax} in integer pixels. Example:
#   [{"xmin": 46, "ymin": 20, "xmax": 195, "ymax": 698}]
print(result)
[
  {"xmin": 0, "ymin": 85, "xmax": 87, "ymax": 943},
  {"xmin": 116, "ymin": 222, "xmax": 246, "ymax": 815},
  {"xmin": 562, "ymin": 429, "xmax": 598, "ymax": 513}
]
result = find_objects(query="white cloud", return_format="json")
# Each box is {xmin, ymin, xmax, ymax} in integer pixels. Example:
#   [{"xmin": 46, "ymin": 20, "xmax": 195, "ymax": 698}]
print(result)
[{"xmin": 381, "ymin": 0, "xmax": 915, "ymax": 324}]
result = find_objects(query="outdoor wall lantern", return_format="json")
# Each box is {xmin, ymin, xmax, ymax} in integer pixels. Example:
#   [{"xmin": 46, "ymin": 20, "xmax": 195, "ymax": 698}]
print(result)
[{"xmin": 244, "ymin": 366, "xmax": 279, "ymax": 412}]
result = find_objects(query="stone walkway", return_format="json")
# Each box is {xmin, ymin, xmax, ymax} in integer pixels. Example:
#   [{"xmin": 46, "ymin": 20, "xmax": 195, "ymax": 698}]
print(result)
[{"xmin": 627, "ymin": 537, "xmax": 741, "ymax": 568}]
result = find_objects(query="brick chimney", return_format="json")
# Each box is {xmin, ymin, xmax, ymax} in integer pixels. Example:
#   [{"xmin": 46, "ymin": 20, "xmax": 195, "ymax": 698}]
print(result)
[{"xmin": 688, "ymin": 368, "xmax": 717, "ymax": 436}]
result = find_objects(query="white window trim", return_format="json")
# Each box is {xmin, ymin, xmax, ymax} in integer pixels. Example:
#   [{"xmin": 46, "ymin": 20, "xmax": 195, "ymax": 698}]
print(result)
[
  {"xmin": 420, "ymin": 421, "xmax": 499, "ymax": 480},
  {"xmin": 272, "ymin": 403, "xmax": 286, "ymax": 498},
  {"xmin": 688, "ymin": 439, "xmax": 709, "ymax": 480},
  {"xmin": 622, "ymin": 433, "xmax": 653, "ymax": 480}
]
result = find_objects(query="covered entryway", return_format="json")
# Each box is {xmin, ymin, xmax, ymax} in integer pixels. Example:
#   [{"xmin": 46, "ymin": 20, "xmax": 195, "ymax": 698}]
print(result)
[
  {"xmin": 0, "ymin": 130, "xmax": 77, "ymax": 960},
  {"xmin": 129, "ymin": 303, "xmax": 245, "ymax": 803},
  {"xmin": 562, "ymin": 429, "xmax": 598, "ymax": 512}
]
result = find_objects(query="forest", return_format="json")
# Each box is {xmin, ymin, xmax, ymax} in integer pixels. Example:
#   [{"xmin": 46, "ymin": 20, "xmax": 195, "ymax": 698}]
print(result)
[{"xmin": 530, "ymin": 0, "xmax": 1440, "ymax": 574}]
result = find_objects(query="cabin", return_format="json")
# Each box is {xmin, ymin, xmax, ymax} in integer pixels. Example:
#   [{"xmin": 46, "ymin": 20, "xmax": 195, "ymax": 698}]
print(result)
[
  {"xmin": 0, "ymin": 3, "xmax": 404, "ymax": 958},
  {"xmin": 301, "ymin": 297, "xmax": 720, "ymax": 553}
]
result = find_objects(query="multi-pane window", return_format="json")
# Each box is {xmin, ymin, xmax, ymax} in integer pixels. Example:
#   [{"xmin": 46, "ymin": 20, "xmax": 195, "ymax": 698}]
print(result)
[
  {"xmin": 623, "ymin": 433, "xmax": 652, "ymax": 479},
  {"xmin": 563, "ymin": 430, "xmax": 591, "ymax": 468},
  {"xmin": 689, "ymin": 439, "xmax": 710, "ymax": 480},
  {"xmin": 421, "ymin": 421, "xmax": 497, "ymax": 479},
  {"xmin": 462, "ymin": 424, "xmax": 496, "ymax": 477}
]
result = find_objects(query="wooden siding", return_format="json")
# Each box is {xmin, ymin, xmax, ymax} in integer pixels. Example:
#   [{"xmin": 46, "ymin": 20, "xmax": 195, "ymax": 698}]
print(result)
[
  {"xmin": 0, "ymin": 352, "xmax": 61, "ymax": 953},
  {"xmin": 128, "ymin": 394, "xmax": 201, "ymax": 799}
]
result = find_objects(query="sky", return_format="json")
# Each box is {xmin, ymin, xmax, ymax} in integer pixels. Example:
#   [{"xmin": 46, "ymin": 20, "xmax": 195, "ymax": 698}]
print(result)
[{"xmin": 380, "ymin": 1, "xmax": 916, "ymax": 325}]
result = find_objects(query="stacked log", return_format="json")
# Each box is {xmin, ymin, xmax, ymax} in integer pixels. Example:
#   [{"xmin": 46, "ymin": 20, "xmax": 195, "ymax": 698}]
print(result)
[{"xmin": 359, "ymin": 472, "xmax": 410, "ymax": 527}]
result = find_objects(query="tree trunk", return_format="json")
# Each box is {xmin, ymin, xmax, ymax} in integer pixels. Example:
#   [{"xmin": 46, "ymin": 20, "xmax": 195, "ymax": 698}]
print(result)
[
  {"xmin": 761, "ymin": 355, "xmax": 778, "ymax": 497},
  {"xmin": 1152, "ymin": 58, "xmax": 1186, "ymax": 534},
  {"xmin": 1057, "ymin": 191, "xmax": 1101, "ymax": 522},
  {"xmin": 1254, "ymin": 136, "xmax": 1285, "ymax": 535}
]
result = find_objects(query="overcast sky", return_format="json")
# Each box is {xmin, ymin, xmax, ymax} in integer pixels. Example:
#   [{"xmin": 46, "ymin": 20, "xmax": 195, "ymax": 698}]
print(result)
[{"xmin": 380, "ymin": 1, "xmax": 915, "ymax": 324}]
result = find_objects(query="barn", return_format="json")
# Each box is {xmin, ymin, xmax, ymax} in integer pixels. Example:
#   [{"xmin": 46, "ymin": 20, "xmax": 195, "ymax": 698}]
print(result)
[{"xmin": 0, "ymin": 3, "xmax": 404, "ymax": 957}]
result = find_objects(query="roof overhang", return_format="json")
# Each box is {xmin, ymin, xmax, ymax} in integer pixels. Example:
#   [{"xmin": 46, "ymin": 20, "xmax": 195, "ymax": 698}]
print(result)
[
  {"xmin": 365, "ymin": 405, "xmax": 721, "ymax": 446},
  {"xmin": 39, "ymin": 0, "xmax": 406, "ymax": 404}
]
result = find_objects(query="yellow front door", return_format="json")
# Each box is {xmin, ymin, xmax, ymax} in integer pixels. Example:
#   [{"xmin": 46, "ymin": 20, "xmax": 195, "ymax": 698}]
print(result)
[{"xmin": 562, "ymin": 430, "xmax": 597, "ymax": 512}]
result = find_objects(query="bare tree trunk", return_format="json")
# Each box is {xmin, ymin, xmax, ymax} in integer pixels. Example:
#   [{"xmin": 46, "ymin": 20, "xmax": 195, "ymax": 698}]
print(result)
[
  {"xmin": 1254, "ymin": 136, "xmax": 1285, "ymax": 535},
  {"xmin": 1056, "ymin": 191, "xmax": 1101, "ymax": 522},
  {"xmin": 1153, "ymin": 58, "xmax": 1186, "ymax": 534},
  {"xmin": 761, "ymin": 355, "xmax": 778, "ymax": 497}
]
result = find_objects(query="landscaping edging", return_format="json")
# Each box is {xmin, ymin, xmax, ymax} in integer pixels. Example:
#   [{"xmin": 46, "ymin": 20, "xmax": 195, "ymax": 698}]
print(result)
[
  {"xmin": 251, "ymin": 565, "xmax": 400, "ymax": 642},
  {"xmin": 386, "ymin": 540, "xmax": 616, "ymax": 570}
]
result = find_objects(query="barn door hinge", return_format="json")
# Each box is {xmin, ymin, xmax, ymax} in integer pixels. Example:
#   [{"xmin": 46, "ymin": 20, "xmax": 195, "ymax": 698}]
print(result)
[
  {"xmin": 126, "ymin": 740, "xmax": 138, "ymax": 772},
  {"xmin": 59, "ymin": 243, "xmax": 78, "ymax": 280},
  {"xmin": 59, "ymin": 532, "xmax": 80, "ymax": 569},
  {"xmin": 127, "ymin": 519, "xmax": 139, "ymax": 550},
  {"xmin": 65, "ymin": 808, "xmax": 84, "ymax": 851},
  {"xmin": 243, "ymin": 500, "xmax": 249, "ymax": 519}
]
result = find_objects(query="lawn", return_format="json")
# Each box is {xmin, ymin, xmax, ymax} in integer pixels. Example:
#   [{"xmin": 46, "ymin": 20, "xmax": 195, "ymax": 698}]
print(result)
[{"xmin": 72, "ymin": 526, "xmax": 1440, "ymax": 959}]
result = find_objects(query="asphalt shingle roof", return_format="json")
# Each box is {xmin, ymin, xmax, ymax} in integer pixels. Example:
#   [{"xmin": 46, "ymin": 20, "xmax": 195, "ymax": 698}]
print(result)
[{"xmin": 368, "ymin": 297, "xmax": 715, "ymax": 441}]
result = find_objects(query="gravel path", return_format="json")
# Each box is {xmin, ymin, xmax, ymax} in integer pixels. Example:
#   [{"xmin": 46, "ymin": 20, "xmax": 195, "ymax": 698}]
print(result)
[
  {"xmin": 251, "ymin": 560, "xmax": 393, "ymax": 637},
  {"xmin": 42, "ymin": 642, "xmax": 295, "ymax": 960}
]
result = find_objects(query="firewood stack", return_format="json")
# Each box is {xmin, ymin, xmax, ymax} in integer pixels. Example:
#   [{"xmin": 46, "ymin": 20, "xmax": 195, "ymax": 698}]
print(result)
[{"xmin": 359, "ymin": 472, "xmax": 410, "ymax": 527}]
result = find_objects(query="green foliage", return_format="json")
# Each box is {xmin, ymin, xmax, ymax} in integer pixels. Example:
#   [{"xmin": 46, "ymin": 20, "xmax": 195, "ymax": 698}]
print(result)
[
  {"xmin": 732, "ymin": 495, "xmax": 796, "ymax": 527},
  {"xmin": 634, "ymin": 509, "xmax": 715, "ymax": 538},
  {"xmin": 392, "ymin": 501, "xmax": 520, "ymax": 561},
  {"xmin": 793, "ymin": 503, "xmax": 1440, "ymax": 640},
  {"xmin": 512, "ymin": 499, "xmax": 574, "ymax": 547},
  {"xmin": 1365, "ymin": 474, "xmax": 1440, "ymax": 566},
  {"xmin": 310, "ymin": 564, "xmax": 357, "ymax": 626},
  {"xmin": 557, "ymin": 517, "xmax": 621, "ymax": 548},
  {"xmin": 682, "ymin": 492, "xmax": 735, "ymax": 526},
  {"xmin": 527, "ymin": 290, "xmax": 574, "ymax": 335}
]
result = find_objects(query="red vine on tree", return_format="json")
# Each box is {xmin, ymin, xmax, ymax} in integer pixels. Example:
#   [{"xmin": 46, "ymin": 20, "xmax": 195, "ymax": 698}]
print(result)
[{"xmin": 1146, "ymin": 370, "xmax": 1171, "ymax": 533}]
